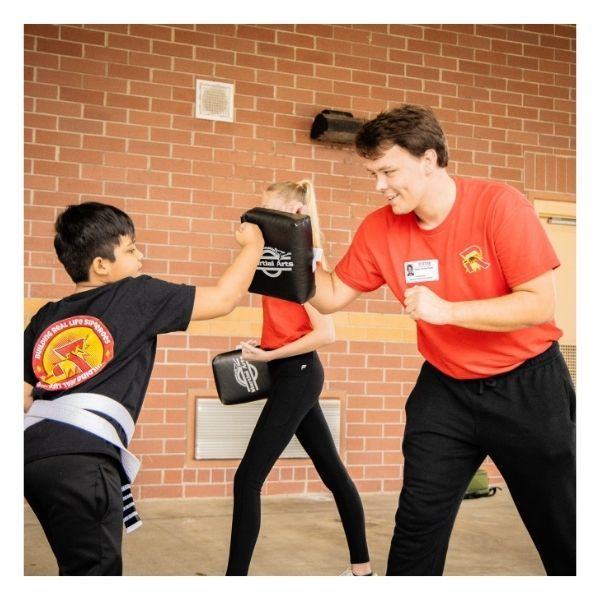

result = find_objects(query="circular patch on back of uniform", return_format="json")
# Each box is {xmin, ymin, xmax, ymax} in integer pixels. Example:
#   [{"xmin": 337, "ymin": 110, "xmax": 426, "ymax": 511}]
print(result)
[{"xmin": 32, "ymin": 315, "xmax": 114, "ymax": 391}]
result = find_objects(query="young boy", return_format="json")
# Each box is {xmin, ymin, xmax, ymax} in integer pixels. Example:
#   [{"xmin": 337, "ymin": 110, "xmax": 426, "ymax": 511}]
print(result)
[{"xmin": 23, "ymin": 201, "xmax": 263, "ymax": 575}]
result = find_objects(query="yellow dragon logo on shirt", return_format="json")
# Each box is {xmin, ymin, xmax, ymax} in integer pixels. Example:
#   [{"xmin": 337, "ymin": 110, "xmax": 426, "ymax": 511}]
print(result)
[
  {"xmin": 32, "ymin": 315, "xmax": 114, "ymax": 391},
  {"xmin": 459, "ymin": 245, "xmax": 490, "ymax": 274}
]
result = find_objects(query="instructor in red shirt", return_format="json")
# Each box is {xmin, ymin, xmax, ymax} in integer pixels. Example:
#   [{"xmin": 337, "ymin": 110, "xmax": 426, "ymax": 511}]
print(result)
[{"xmin": 310, "ymin": 105, "xmax": 575, "ymax": 576}]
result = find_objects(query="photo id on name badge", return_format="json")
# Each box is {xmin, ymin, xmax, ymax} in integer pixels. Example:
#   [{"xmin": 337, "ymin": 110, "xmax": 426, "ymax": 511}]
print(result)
[{"xmin": 404, "ymin": 259, "xmax": 439, "ymax": 283}]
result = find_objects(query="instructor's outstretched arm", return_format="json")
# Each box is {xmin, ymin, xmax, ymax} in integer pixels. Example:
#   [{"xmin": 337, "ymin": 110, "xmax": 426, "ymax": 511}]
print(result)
[{"xmin": 310, "ymin": 265, "xmax": 361, "ymax": 314}]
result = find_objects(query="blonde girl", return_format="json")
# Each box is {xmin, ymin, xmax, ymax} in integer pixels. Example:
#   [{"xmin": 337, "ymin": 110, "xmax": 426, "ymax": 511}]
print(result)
[{"xmin": 225, "ymin": 180, "xmax": 373, "ymax": 576}]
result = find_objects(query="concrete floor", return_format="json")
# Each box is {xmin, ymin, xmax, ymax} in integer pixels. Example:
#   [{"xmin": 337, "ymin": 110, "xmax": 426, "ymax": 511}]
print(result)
[{"xmin": 24, "ymin": 489, "xmax": 546, "ymax": 577}]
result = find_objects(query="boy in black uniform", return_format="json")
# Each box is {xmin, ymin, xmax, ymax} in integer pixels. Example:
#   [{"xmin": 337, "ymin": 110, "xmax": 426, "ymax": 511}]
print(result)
[{"xmin": 24, "ymin": 201, "xmax": 263, "ymax": 575}]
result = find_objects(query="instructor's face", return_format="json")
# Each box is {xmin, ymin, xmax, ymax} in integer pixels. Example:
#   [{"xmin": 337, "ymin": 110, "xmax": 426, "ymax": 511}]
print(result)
[{"xmin": 364, "ymin": 145, "xmax": 430, "ymax": 215}]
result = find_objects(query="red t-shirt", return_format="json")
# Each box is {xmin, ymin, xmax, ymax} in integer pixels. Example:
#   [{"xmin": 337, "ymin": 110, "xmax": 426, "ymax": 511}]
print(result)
[
  {"xmin": 260, "ymin": 295, "xmax": 313, "ymax": 350},
  {"xmin": 335, "ymin": 177, "xmax": 562, "ymax": 379}
]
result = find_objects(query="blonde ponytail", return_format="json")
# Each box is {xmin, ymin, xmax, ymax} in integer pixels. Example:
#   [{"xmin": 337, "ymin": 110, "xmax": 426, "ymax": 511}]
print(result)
[
  {"xmin": 264, "ymin": 179, "xmax": 329, "ymax": 271},
  {"xmin": 296, "ymin": 179, "xmax": 328, "ymax": 272}
]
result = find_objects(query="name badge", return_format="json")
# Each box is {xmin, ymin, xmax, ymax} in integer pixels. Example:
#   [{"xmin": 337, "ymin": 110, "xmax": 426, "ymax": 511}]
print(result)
[{"xmin": 404, "ymin": 259, "xmax": 439, "ymax": 283}]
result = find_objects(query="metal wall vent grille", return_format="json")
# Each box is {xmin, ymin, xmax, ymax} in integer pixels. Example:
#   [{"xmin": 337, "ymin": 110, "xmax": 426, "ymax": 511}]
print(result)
[
  {"xmin": 195, "ymin": 80, "xmax": 234, "ymax": 122},
  {"xmin": 559, "ymin": 343, "xmax": 576, "ymax": 387},
  {"xmin": 194, "ymin": 398, "xmax": 341, "ymax": 460}
]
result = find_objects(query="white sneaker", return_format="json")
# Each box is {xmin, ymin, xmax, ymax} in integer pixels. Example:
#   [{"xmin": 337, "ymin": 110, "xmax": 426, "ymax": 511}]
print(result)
[{"xmin": 339, "ymin": 568, "xmax": 377, "ymax": 576}]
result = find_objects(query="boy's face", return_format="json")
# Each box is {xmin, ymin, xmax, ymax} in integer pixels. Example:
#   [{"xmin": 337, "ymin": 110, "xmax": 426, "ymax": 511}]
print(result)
[{"xmin": 104, "ymin": 235, "xmax": 143, "ymax": 282}]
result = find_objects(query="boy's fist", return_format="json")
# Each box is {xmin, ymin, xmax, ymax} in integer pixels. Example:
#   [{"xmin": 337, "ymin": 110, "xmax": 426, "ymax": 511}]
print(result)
[{"xmin": 235, "ymin": 222, "xmax": 264, "ymax": 247}]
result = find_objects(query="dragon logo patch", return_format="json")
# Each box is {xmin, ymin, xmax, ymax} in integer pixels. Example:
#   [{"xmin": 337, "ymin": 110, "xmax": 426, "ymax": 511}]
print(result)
[
  {"xmin": 32, "ymin": 315, "xmax": 114, "ymax": 391},
  {"xmin": 459, "ymin": 245, "xmax": 490, "ymax": 274}
]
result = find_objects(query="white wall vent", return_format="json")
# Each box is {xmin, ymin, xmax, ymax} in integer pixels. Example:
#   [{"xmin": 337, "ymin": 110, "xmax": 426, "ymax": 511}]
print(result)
[
  {"xmin": 560, "ymin": 343, "xmax": 576, "ymax": 387},
  {"xmin": 195, "ymin": 79, "xmax": 234, "ymax": 122},
  {"xmin": 194, "ymin": 398, "xmax": 341, "ymax": 460}
]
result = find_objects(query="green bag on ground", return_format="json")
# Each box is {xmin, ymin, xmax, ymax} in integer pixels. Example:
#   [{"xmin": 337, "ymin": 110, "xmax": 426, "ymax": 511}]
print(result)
[{"xmin": 464, "ymin": 469, "xmax": 501, "ymax": 500}]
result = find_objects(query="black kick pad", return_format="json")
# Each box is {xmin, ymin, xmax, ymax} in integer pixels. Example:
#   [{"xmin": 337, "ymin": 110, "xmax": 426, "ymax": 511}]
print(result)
[
  {"xmin": 212, "ymin": 349, "xmax": 272, "ymax": 405},
  {"xmin": 241, "ymin": 207, "xmax": 315, "ymax": 303}
]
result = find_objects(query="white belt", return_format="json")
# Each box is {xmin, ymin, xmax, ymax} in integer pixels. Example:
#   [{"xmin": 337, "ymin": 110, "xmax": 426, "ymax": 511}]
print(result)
[{"xmin": 24, "ymin": 392, "xmax": 140, "ymax": 483}]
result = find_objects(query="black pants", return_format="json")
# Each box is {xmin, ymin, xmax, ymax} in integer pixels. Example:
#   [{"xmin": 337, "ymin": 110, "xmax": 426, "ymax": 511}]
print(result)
[
  {"xmin": 226, "ymin": 352, "xmax": 370, "ymax": 575},
  {"xmin": 387, "ymin": 342, "xmax": 576, "ymax": 576},
  {"xmin": 24, "ymin": 453, "xmax": 124, "ymax": 575}
]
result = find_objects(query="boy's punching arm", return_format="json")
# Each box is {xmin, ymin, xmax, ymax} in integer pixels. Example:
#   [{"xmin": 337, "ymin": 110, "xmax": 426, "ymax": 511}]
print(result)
[{"xmin": 191, "ymin": 222, "xmax": 264, "ymax": 321}]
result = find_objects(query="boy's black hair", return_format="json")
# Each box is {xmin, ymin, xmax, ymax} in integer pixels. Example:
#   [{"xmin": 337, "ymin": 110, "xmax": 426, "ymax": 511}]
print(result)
[
  {"xmin": 54, "ymin": 202, "xmax": 135, "ymax": 283},
  {"xmin": 355, "ymin": 104, "xmax": 449, "ymax": 167}
]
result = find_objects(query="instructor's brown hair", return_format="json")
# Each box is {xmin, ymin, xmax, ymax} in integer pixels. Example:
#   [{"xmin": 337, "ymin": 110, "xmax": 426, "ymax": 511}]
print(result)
[{"xmin": 355, "ymin": 104, "xmax": 449, "ymax": 167}]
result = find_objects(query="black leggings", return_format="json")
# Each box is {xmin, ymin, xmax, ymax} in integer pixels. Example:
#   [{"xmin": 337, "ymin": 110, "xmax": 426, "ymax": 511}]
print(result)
[
  {"xmin": 387, "ymin": 342, "xmax": 576, "ymax": 576},
  {"xmin": 226, "ymin": 351, "xmax": 370, "ymax": 575}
]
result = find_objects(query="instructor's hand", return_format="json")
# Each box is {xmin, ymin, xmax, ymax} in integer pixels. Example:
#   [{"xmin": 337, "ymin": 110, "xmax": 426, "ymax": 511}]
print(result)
[{"xmin": 404, "ymin": 286, "xmax": 452, "ymax": 325}]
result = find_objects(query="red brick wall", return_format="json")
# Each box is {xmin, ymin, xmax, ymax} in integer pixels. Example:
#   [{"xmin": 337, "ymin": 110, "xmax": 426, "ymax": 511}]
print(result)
[{"xmin": 24, "ymin": 24, "xmax": 576, "ymax": 499}]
